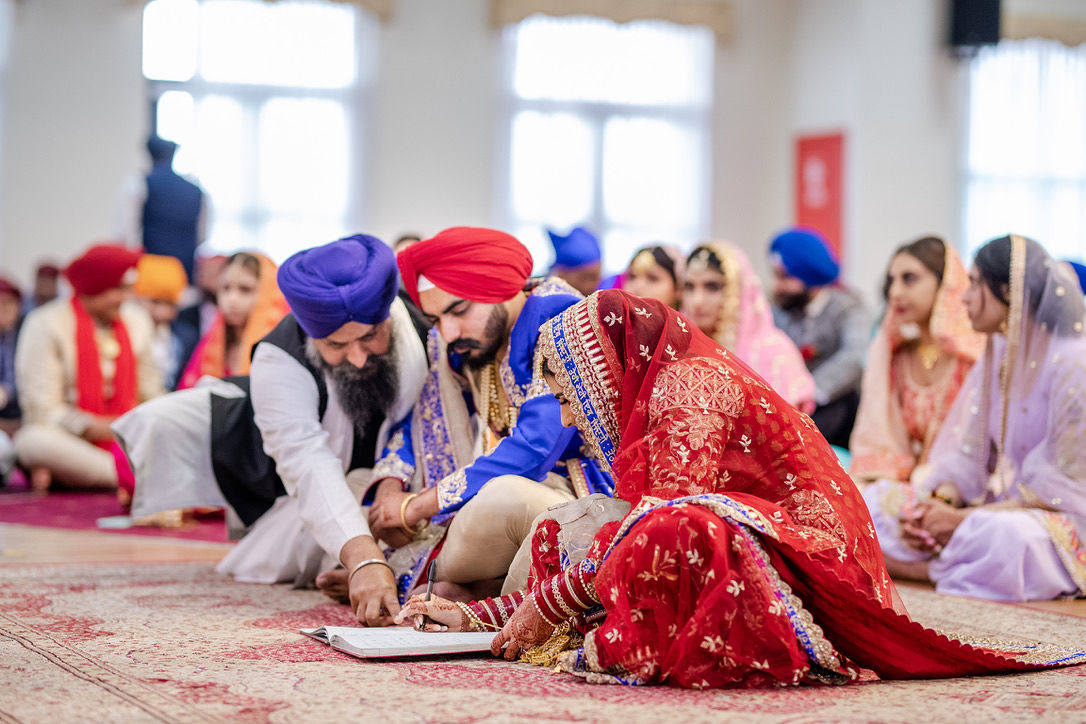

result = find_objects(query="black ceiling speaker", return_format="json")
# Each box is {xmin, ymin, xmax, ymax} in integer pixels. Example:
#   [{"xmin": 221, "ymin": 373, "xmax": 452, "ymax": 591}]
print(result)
[{"xmin": 950, "ymin": 0, "xmax": 1001, "ymax": 56}]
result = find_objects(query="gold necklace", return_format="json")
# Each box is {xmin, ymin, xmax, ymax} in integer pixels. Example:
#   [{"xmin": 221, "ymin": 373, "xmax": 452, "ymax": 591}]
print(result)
[
  {"xmin": 479, "ymin": 362, "xmax": 517, "ymax": 436},
  {"xmin": 916, "ymin": 343, "xmax": 940, "ymax": 371}
]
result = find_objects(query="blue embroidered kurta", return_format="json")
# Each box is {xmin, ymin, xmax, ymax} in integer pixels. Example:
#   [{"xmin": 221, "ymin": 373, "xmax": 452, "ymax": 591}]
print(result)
[{"xmin": 372, "ymin": 279, "xmax": 614, "ymax": 517}]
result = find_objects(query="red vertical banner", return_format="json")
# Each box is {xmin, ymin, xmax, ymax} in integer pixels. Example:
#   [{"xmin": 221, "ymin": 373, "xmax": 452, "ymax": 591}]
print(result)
[{"xmin": 795, "ymin": 132, "xmax": 845, "ymax": 261}]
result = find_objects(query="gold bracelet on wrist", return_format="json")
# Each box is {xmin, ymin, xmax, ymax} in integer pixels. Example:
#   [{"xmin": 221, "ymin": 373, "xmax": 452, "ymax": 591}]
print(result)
[{"xmin": 399, "ymin": 492, "xmax": 424, "ymax": 535}]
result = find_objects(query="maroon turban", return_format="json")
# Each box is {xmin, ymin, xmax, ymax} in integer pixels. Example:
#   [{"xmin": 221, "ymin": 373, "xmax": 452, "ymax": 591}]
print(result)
[
  {"xmin": 0, "ymin": 277, "xmax": 21, "ymax": 302},
  {"xmin": 65, "ymin": 244, "xmax": 142, "ymax": 297},
  {"xmin": 397, "ymin": 227, "xmax": 534, "ymax": 306}
]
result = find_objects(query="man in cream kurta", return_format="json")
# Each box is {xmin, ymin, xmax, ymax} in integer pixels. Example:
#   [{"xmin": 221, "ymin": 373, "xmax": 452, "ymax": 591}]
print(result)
[{"xmin": 14, "ymin": 245, "xmax": 162, "ymax": 491}]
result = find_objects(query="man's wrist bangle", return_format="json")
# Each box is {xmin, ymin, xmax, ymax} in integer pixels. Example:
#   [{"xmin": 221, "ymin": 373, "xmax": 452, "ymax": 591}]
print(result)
[
  {"xmin": 400, "ymin": 492, "xmax": 424, "ymax": 535},
  {"xmin": 347, "ymin": 558, "xmax": 393, "ymax": 584}
]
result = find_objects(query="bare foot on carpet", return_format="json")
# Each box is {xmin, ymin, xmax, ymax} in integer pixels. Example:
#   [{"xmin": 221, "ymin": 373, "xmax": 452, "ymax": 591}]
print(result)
[
  {"xmin": 30, "ymin": 467, "xmax": 51, "ymax": 495},
  {"xmin": 316, "ymin": 568, "xmax": 350, "ymax": 604}
]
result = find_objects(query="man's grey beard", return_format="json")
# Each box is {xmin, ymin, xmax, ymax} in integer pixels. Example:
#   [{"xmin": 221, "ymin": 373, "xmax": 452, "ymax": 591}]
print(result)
[{"xmin": 305, "ymin": 338, "xmax": 399, "ymax": 431}]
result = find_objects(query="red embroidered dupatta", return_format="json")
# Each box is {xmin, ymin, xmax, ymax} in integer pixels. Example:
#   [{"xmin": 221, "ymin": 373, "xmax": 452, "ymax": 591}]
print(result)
[{"xmin": 532, "ymin": 290, "xmax": 1083, "ymax": 687}]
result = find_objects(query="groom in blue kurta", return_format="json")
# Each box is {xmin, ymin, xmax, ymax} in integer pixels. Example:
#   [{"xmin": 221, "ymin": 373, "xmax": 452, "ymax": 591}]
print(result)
[{"xmin": 367, "ymin": 227, "xmax": 613, "ymax": 601}]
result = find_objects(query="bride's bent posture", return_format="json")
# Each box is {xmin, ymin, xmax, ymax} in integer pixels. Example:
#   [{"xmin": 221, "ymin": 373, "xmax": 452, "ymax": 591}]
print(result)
[{"xmin": 398, "ymin": 290, "xmax": 1083, "ymax": 688}]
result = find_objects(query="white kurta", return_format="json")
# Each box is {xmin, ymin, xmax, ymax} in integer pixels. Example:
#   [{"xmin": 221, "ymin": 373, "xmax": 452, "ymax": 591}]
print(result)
[{"xmin": 115, "ymin": 299, "xmax": 427, "ymax": 584}]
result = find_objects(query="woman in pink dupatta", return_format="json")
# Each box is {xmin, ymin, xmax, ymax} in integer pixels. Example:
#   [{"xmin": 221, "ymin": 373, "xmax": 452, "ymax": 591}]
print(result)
[
  {"xmin": 852, "ymin": 237, "xmax": 983, "ymax": 485},
  {"xmin": 681, "ymin": 242, "xmax": 815, "ymax": 412},
  {"xmin": 865, "ymin": 235, "xmax": 1086, "ymax": 601}
]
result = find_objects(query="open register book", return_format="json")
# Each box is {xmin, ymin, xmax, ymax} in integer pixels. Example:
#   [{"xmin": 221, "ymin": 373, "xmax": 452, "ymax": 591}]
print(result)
[{"xmin": 300, "ymin": 626, "xmax": 498, "ymax": 659}]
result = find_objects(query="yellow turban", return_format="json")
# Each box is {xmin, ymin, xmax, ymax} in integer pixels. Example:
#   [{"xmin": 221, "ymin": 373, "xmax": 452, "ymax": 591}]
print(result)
[{"xmin": 134, "ymin": 254, "xmax": 187, "ymax": 305}]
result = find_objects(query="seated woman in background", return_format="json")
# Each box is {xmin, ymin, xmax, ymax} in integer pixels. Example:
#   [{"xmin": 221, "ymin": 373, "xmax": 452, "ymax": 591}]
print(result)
[
  {"xmin": 865, "ymin": 234, "xmax": 1086, "ymax": 601},
  {"xmin": 851, "ymin": 236, "xmax": 982, "ymax": 486},
  {"xmin": 681, "ymin": 242, "xmax": 815, "ymax": 412},
  {"xmin": 622, "ymin": 244, "xmax": 684, "ymax": 309},
  {"xmin": 177, "ymin": 252, "xmax": 287, "ymax": 389},
  {"xmin": 398, "ymin": 290, "xmax": 1077, "ymax": 687}
]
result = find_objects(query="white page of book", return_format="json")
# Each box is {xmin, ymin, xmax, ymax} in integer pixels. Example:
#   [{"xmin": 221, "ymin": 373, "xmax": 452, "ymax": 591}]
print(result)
[{"xmin": 301, "ymin": 626, "xmax": 498, "ymax": 659}]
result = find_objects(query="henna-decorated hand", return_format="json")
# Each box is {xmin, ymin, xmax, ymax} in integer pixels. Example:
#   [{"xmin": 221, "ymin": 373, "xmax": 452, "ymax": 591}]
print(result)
[
  {"xmin": 489, "ymin": 594, "xmax": 556, "ymax": 661},
  {"xmin": 394, "ymin": 594, "xmax": 466, "ymax": 632}
]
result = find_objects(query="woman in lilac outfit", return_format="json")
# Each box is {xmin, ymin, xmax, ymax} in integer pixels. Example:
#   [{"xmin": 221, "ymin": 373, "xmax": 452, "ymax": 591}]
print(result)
[{"xmin": 865, "ymin": 234, "xmax": 1086, "ymax": 601}]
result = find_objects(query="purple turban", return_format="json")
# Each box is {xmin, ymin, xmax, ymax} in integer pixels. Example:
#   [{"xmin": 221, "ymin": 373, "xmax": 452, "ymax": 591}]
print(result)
[
  {"xmin": 547, "ymin": 226, "xmax": 601, "ymax": 269},
  {"xmin": 769, "ymin": 227, "xmax": 840, "ymax": 287},
  {"xmin": 277, "ymin": 234, "xmax": 398, "ymax": 339}
]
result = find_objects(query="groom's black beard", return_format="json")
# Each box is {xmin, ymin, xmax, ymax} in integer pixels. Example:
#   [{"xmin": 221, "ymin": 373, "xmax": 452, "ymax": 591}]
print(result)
[
  {"xmin": 306, "ymin": 339, "xmax": 399, "ymax": 431},
  {"xmin": 456, "ymin": 305, "xmax": 510, "ymax": 371}
]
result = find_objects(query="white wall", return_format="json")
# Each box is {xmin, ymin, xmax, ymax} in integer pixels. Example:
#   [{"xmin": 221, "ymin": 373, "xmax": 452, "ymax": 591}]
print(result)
[
  {"xmin": 788, "ymin": 0, "xmax": 965, "ymax": 304},
  {"xmin": 708, "ymin": 0, "xmax": 795, "ymax": 278},
  {"xmin": 366, "ymin": 0, "xmax": 500, "ymax": 242},
  {"xmin": 0, "ymin": 0, "xmax": 145, "ymax": 288},
  {"xmin": 0, "ymin": 0, "xmax": 12, "ymax": 272},
  {"xmin": 0, "ymin": 0, "xmax": 990, "ymax": 301}
]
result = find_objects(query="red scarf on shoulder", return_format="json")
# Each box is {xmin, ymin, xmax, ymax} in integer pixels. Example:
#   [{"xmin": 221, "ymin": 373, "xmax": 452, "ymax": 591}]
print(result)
[{"xmin": 72, "ymin": 297, "xmax": 137, "ymax": 418}]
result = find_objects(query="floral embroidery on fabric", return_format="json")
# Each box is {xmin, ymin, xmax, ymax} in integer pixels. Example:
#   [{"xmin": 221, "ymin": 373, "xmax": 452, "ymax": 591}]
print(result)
[
  {"xmin": 782, "ymin": 489, "xmax": 848, "ymax": 552},
  {"xmin": 1032, "ymin": 510, "xmax": 1086, "ymax": 593},
  {"xmin": 437, "ymin": 469, "xmax": 468, "ymax": 511},
  {"xmin": 372, "ymin": 427, "xmax": 416, "ymax": 483},
  {"xmin": 648, "ymin": 358, "xmax": 745, "ymax": 423}
]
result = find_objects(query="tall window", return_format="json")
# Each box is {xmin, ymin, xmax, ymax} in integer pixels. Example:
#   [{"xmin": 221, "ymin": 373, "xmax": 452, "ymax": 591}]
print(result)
[
  {"xmin": 502, "ymin": 15, "xmax": 714, "ymax": 273},
  {"xmin": 142, "ymin": 0, "xmax": 374, "ymax": 261},
  {"xmin": 963, "ymin": 39, "xmax": 1086, "ymax": 261}
]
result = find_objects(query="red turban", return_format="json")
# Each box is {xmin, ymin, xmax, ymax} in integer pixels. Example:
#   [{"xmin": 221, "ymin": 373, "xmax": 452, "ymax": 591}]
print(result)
[
  {"xmin": 65, "ymin": 244, "xmax": 142, "ymax": 297},
  {"xmin": 0, "ymin": 277, "xmax": 21, "ymax": 302},
  {"xmin": 397, "ymin": 227, "xmax": 534, "ymax": 306}
]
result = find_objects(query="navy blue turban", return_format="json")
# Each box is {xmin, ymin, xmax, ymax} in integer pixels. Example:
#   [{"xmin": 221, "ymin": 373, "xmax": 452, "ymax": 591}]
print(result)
[
  {"xmin": 548, "ymin": 226, "xmax": 601, "ymax": 269},
  {"xmin": 277, "ymin": 234, "xmax": 398, "ymax": 339},
  {"xmin": 770, "ymin": 227, "xmax": 840, "ymax": 287}
]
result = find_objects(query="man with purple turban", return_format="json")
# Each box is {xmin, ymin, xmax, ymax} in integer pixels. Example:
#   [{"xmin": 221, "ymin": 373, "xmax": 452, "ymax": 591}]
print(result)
[
  {"xmin": 114, "ymin": 235, "xmax": 430, "ymax": 626},
  {"xmin": 768, "ymin": 227, "xmax": 870, "ymax": 448},
  {"xmin": 547, "ymin": 225, "xmax": 602, "ymax": 296}
]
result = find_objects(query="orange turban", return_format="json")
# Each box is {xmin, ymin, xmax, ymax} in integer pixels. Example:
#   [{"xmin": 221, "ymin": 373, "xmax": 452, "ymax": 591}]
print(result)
[
  {"xmin": 397, "ymin": 227, "xmax": 534, "ymax": 306},
  {"xmin": 134, "ymin": 254, "xmax": 187, "ymax": 305}
]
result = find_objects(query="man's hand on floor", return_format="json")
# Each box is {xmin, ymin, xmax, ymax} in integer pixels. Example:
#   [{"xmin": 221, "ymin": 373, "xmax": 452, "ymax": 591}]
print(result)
[{"xmin": 339, "ymin": 534, "xmax": 401, "ymax": 626}]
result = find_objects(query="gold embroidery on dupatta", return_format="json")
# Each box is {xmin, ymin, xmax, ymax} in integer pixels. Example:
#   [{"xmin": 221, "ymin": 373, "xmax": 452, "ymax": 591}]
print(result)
[
  {"xmin": 648, "ymin": 357, "xmax": 745, "ymax": 423},
  {"xmin": 782, "ymin": 489, "xmax": 849, "ymax": 554},
  {"xmin": 538, "ymin": 294, "xmax": 621, "ymax": 468}
]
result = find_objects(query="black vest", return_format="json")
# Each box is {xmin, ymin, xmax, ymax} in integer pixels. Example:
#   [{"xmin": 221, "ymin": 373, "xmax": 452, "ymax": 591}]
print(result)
[{"xmin": 209, "ymin": 315, "xmax": 382, "ymax": 526}]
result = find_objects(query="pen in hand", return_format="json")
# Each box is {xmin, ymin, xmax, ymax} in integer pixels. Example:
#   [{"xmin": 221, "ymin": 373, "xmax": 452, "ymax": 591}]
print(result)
[{"xmin": 415, "ymin": 559, "xmax": 437, "ymax": 631}]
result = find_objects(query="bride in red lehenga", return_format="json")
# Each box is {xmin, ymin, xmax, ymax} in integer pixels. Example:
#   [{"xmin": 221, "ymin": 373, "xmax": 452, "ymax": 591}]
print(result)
[{"xmin": 397, "ymin": 290, "xmax": 1084, "ymax": 688}]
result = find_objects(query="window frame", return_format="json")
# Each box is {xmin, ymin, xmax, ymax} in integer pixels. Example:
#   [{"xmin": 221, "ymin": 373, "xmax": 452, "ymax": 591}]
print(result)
[
  {"xmin": 496, "ymin": 18, "xmax": 714, "ymax": 273},
  {"xmin": 958, "ymin": 39, "xmax": 1086, "ymax": 262},
  {"xmin": 143, "ymin": 0, "xmax": 375, "ymax": 259}
]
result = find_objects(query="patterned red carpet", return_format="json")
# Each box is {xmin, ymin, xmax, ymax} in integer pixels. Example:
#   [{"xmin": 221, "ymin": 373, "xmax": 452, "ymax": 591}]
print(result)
[{"xmin": 2, "ymin": 528, "xmax": 1086, "ymax": 723}]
